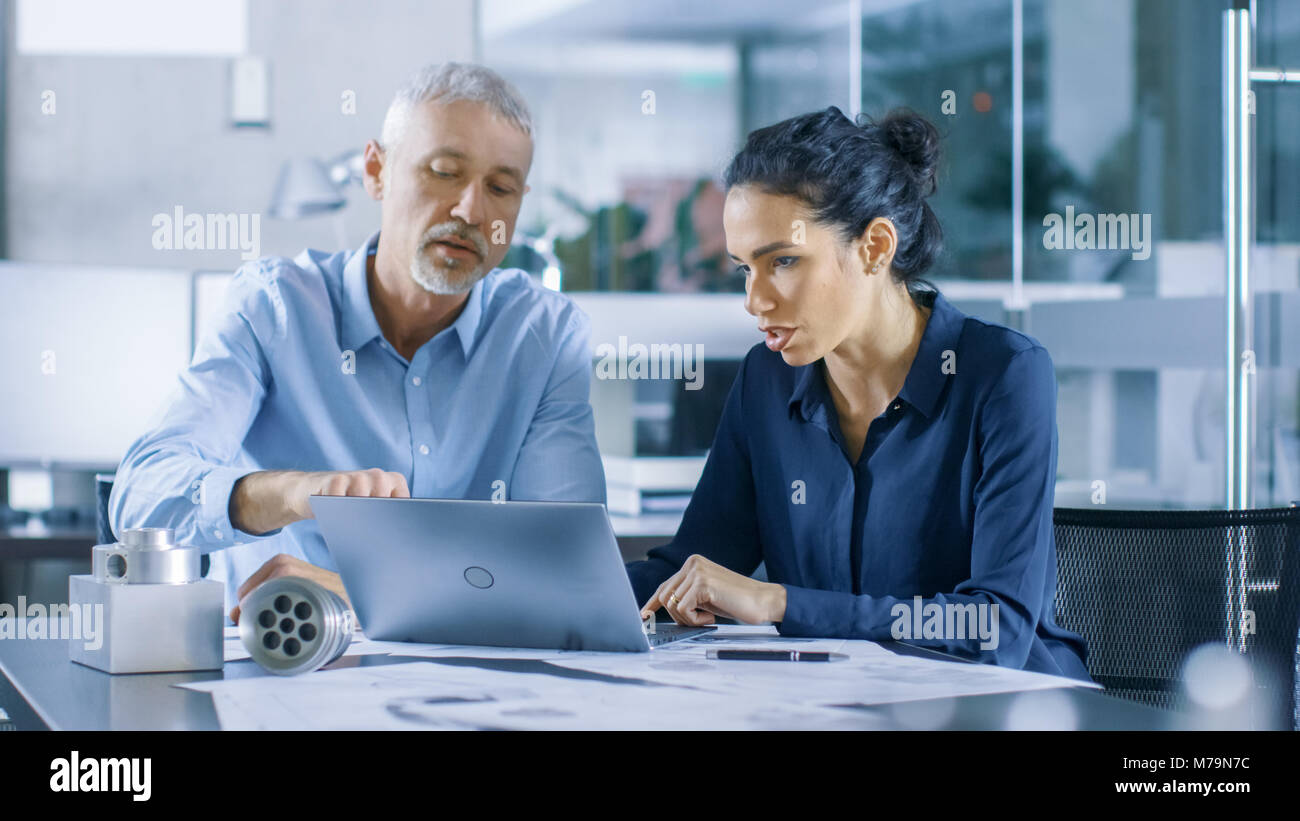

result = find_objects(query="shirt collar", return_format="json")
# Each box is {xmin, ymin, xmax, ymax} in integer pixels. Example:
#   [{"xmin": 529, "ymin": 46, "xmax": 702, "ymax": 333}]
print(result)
[
  {"xmin": 340, "ymin": 231, "xmax": 383, "ymax": 353},
  {"xmin": 788, "ymin": 360, "xmax": 825, "ymax": 422},
  {"xmin": 898, "ymin": 289, "xmax": 964, "ymax": 419},
  {"xmin": 341, "ymin": 230, "xmax": 486, "ymax": 360},
  {"xmin": 787, "ymin": 289, "xmax": 964, "ymax": 422}
]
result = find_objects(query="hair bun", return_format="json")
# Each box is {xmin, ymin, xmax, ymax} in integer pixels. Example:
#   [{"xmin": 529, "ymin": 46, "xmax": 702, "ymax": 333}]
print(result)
[
  {"xmin": 726, "ymin": 105, "xmax": 944, "ymax": 280},
  {"xmin": 877, "ymin": 108, "xmax": 940, "ymax": 195}
]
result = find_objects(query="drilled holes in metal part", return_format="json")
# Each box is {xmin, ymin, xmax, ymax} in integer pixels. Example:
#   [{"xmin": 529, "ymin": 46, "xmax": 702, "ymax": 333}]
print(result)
[
  {"xmin": 106, "ymin": 554, "xmax": 127, "ymax": 579},
  {"xmin": 283, "ymin": 638, "xmax": 301, "ymax": 657},
  {"xmin": 274, "ymin": 594, "xmax": 292, "ymax": 614},
  {"xmin": 258, "ymin": 610, "xmax": 276, "ymax": 628},
  {"xmin": 299, "ymin": 622, "xmax": 317, "ymax": 642},
  {"xmin": 295, "ymin": 601, "xmax": 312, "ymax": 620},
  {"xmin": 262, "ymin": 632, "xmax": 281, "ymax": 650}
]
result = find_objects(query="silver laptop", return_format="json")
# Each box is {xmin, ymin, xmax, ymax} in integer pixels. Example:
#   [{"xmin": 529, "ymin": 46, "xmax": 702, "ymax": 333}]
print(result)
[{"xmin": 309, "ymin": 496, "xmax": 713, "ymax": 652}]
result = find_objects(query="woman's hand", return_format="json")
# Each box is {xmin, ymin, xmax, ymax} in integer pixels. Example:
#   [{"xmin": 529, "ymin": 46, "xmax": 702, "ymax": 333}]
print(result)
[{"xmin": 640, "ymin": 554, "xmax": 787, "ymax": 626}]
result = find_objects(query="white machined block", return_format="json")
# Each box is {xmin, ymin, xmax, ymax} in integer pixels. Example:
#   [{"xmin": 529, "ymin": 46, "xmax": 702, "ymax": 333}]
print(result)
[{"xmin": 69, "ymin": 574, "xmax": 224, "ymax": 674}]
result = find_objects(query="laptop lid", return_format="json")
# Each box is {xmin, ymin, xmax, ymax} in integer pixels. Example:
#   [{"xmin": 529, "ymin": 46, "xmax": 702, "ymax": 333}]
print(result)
[{"xmin": 309, "ymin": 496, "xmax": 652, "ymax": 652}]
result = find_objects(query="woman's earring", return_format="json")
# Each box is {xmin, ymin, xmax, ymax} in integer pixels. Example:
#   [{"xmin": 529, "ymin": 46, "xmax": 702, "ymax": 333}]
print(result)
[{"xmin": 870, "ymin": 261, "xmax": 882, "ymax": 273}]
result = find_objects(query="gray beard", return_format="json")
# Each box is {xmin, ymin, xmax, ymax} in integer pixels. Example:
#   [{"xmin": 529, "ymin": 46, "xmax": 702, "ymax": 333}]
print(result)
[{"xmin": 409, "ymin": 244, "xmax": 486, "ymax": 295}]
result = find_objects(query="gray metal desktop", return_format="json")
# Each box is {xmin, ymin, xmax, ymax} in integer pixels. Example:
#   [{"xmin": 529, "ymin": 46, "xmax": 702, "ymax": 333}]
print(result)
[{"xmin": 0, "ymin": 624, "xmax": 1175, "ymax": 731}]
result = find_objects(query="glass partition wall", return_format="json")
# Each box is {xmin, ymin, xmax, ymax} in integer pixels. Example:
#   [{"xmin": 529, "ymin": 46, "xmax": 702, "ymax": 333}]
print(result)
[{"xmin": 480, "ymin": 0, "xmax": 1300, "ymax": 509}]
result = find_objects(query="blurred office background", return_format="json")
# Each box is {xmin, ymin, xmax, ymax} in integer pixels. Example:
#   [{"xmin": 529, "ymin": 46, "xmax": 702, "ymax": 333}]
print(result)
[{"xmin": 1, "ymin": 0, "xmax": 1299, "ymax": 602}]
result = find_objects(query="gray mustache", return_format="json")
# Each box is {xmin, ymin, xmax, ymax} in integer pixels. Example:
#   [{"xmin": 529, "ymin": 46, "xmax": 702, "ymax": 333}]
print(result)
[{"xmin": 422, "ymin": 225, "xmax": 487, "ymax": 256}]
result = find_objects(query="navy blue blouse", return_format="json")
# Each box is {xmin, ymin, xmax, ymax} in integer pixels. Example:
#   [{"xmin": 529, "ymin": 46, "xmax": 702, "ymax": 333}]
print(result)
[{"xmin": 626, "ymin": 290, "xmax": 1091, "ymax": 680}]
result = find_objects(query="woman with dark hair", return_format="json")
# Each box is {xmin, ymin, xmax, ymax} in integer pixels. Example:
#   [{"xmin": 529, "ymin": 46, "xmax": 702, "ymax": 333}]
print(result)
[{"xmin": 627, "ymin": 106, "xmax": 1090, "ymax": 679}]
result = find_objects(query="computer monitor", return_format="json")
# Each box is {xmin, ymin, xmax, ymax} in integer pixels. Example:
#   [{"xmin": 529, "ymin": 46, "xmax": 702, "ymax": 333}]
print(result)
[{"xmin": 0, "ymin": 262, "xmax": 193, "ymax": 469}]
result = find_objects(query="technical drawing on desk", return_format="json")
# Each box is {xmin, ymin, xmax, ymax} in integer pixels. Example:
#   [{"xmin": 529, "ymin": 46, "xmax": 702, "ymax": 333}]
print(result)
[{"xmin": 180, "ymin": 660, "xmax": 891, "ymax": 730}]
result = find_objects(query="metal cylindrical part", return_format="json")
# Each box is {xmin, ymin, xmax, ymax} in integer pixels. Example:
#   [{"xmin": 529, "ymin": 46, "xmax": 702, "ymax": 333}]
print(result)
[
  {"xmin": 121, "ymin": 527, "xmax": 176, "ymax": 548},
  {"xmin": 238, "ymin": 577, "xmax": 354, "ymax": 676},
  {"xmin": 93, "ymin": 528, "xmax": 203, "ymax": 584}
]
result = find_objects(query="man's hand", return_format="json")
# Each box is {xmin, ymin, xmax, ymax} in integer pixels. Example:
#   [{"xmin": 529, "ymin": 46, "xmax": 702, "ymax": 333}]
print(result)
[
  {"xmin": 230, "ymin": 468, "xmax": 411, "ymax": 536},
  {"xmin": 229, "ymin": 553, "xmax": 354, "ymax": 626},
  {"xmin": 639, "ymin": 554, "xmax": 787, "ymax": 626}
]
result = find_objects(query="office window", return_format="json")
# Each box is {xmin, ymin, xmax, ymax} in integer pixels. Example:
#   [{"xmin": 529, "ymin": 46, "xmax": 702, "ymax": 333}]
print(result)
[{"xmin": 15, "ymin": 0, "xmax": 248, "ymax": 56}]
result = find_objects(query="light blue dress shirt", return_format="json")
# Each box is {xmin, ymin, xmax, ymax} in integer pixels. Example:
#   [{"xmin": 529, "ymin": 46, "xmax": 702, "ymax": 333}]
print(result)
[{"xmin": 109, "ymin": 231, "xmax": 606, "ymax": 617}]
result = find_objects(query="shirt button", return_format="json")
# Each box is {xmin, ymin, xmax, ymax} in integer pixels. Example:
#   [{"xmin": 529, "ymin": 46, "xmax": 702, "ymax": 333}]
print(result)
[
  {"xmin": 892, "ymin": 402, "xmax": 901, "ymax": 411},
  {"xmin": 213, "ymin": 529, "xmax": 223, "ymax": 540},
  {"xmin": 419, "ymin": 444, "xmax": 430, "ymax": 455},
  {"xmin": 411, "ymin": 376, "xmax": 422, "ymax": 386}
]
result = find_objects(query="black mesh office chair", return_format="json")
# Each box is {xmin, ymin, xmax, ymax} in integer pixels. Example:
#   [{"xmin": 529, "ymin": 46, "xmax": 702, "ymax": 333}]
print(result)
[
  {"xmin": 93, "ymin": 473, "xmax": 116, "ymax": 546},
  {"xmin": 1053, "ymin": 506, "xmax": 1300, "ymax": 730}
]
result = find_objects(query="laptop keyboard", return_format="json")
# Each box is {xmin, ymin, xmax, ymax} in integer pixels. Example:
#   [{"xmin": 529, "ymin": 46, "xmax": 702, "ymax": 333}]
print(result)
[{"xmin": 647, "ymin": 624, "xmax": 716, "ymax": 647}]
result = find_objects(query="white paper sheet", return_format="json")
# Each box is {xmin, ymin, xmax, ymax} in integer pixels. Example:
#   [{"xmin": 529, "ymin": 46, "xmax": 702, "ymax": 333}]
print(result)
[
  {"xmin": 183, "ymin": 660, "xmax": 890, "ymax": 731},
  {"xmin": 538, "ymin": 626, "xmax": 1100, "ymax": 707},
  {"xmin": 193, "ymin": 626, "xmax": 1098, "ymax": 729}
]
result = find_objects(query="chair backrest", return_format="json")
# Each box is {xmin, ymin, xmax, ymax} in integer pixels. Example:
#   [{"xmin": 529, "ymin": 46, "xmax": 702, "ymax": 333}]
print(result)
[
  {"xmin": 93, "ymin": 473, "xmax": 116, "ymax": 545},
  {"xmin": 1054, "ymin": 506, "xmax": 1300, "ymax": 730},
  {"xmin": 96, "ymin": 472, "xmax": 211, "ymax": 578}
]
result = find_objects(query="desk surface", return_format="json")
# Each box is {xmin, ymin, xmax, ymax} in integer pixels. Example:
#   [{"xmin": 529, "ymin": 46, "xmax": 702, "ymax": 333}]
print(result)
[
  {"xmin": 0, "ymin": 625, "xmax": 1175, "ymax": 731},
  {"xmin": 0, "ymin": 524, "xmax": 97, "ymax": 560}
]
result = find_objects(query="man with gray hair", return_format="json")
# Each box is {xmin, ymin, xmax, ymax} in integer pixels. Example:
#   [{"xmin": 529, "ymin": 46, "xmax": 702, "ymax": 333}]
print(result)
[{"xmin": 109, "ymin": 63, "xmax": 606, "ymax": 622}]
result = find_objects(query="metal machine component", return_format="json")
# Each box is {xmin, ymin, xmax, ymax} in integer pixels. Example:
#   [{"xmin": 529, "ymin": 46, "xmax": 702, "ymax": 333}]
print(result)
[
  {"xmin": 69, "ymin": 527, "xmax": 224, "ymax": 674},
  {"xmin": 238, "ymin": 577, "xmax": 354, "ymax": 675},
  {"xmin": 92, "ymin": 527, "xmax": 202, "ymax": 584}
]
